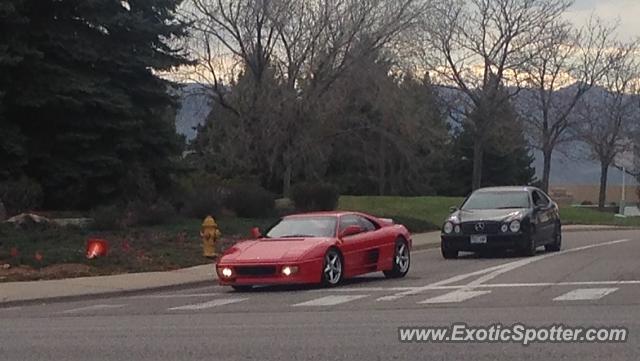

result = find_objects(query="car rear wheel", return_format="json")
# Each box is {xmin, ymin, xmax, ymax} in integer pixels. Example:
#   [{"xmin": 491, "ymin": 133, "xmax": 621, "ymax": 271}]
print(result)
[
  {"xmin": 545, "ymin": 224, "xmax": 562, "ymax": 252},
  {"xmin": 231, "ymin": 285, "xmax": 253, "ymax": 292},
  {"xmin": 384, "ymin": 238, "xmax": 410, "ymax": 278},
  {"xmin": 441, "ymin": 242, "xmax": 458, "ymax": 259},
  {"xmin": 322, "ymin": 249, "xmax": 343, "ymax": 286}
]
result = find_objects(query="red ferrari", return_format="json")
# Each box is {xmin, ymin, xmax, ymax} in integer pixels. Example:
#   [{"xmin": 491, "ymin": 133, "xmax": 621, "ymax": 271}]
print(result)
[{"xmin": 216, "ymin": 211, "xmax": 412, "ymax": 291}]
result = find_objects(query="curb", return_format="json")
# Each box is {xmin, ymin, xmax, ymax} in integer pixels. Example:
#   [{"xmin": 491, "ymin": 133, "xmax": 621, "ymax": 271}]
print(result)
[
  {"xmin": 0, "ymin": 279, "xmax": 217, "ymax": 308},
  {"xmin": 1, "ymin": 226, "xmax": 634, "ymax": 307},
  {"xmin": 412, "ymin": 242, "xmax": 440, "ymax": 251},
  {"xmin": 562, "ymin": 226, "xmax": 640, "ymax": 233}
]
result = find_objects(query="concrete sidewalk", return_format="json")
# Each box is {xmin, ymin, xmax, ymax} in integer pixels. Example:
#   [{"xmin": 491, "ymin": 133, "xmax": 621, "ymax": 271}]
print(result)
[
  {"xmin": 0, "ymin": 264, "xmax": 216, "ymax": 306},
  {"xmin": 0, "ymin": 225, "xmax": 634, "ymax": 305}
]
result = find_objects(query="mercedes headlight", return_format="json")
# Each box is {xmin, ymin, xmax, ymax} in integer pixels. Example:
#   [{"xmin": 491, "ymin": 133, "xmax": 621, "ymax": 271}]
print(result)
[
  {"xmin": 443, "ymin": 222, "xmax": 454, "ymax": 234},
  {"xmin": 509, "ymin": 220, "xmax": 521, "ymax": 233}
]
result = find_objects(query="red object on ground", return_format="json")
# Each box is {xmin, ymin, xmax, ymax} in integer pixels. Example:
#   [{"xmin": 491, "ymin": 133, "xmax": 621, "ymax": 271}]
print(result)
[{"xmin": 86, "ymin": 239, "xmax": 109, "ymax": 259}]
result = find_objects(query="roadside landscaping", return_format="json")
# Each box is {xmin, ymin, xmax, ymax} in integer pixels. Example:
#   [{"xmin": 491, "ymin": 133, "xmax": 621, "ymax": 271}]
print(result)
[
  {"xmin": 2, "ymin": 195, "xmax": 638, "ymax": 282},
  {"xmin": 0, "ymin": 217, "xmax": 275, "ymax": 282},
  {"xmin": 339, "ymin": 196, "xmax": 640, "ymax": 228}
]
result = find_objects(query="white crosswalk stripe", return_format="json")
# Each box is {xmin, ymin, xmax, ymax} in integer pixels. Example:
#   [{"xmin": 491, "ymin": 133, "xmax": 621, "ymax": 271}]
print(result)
[
  {"xmin": 61, "ymin": 304, "xmax": 126, "ymax": 314},
  {"xmin": 418, "ymin": 290, "xmax": 491, "ymax": 304},
  {"xmin": 129, "ymin": 293, "xmax": 220, "ymax": 299},
  {"xmin": 293, "ymin": 295, "xmax": 368, "ymax": 307},
  {"xmin": 553, "ymin": 288, "xmax": 618, "ymax": 301},
  {"xmin": 168, "ymin": 298, "xmax": 248, "ymax": 311}
]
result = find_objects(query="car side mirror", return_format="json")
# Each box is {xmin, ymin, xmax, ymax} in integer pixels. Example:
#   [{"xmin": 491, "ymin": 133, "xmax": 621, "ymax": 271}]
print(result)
[
  {"xmin": 250, "ymin": 227, "xmax": 262, "ymax": 239},
  {"xmin": 340, "ymin": 225, "xmax": 363, "ymax": 238},
  {"xmin": 449, "ymin": 206, "xmax": 459, "ymax": 213}
]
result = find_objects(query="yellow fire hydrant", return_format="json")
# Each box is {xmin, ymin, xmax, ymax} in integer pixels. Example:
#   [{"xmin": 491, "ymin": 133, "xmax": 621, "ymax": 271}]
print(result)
[{"xmin": 201, "ymin": 216, "xmax": 221, "ymax": 258}]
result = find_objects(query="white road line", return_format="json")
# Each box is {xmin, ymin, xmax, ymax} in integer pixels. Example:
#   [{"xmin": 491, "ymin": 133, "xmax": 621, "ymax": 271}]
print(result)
[
  {"xmin": 377, "ymin": 238, "xmax": 631, "ymax": 302},
  {"xmin": 477, "ymin": 280, "xmax": 640, "ymax": 288},
  {"xmin": 0, "ymin": 307, "xmax": 22, "ymax": 312},
  {"xmin": 61, "ymin": 304, "xmax": 126, "ymax": 314},
  {"xmin": 168, "ymin": 298, "xmax": 247, "ymax": 311},
  {"xmin": 321, "ymin": 280, "xmax": 640, "ymax": 294},
  {"xmin": 312, "ymin": 287, "xmax": 417, "ymax": 293},
  {"xmin": 293, "ymin": 295, "xmax": 368, "ymax": 307},
  {"xmin": 553, "ymin": 288, "xmax": 619, "ymax": 301},
  {"xmin": 419, "ymin": 290, "xmax": 491, "ymax": 304},
  {"xmin": 128, "ymin": 293, "xmax": 220, "ymax": 299}
]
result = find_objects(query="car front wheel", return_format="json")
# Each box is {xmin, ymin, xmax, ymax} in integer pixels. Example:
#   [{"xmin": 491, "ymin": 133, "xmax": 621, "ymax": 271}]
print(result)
[
  {"xmin": 545, "ymin": 224, "xmax": 562, "ymax": 252},
  {"xmin": 520, "ymin": 236, "xmax": 537, "ymax": 257},
  {"xmin": 441, "ymin": 242, "xmax": 459, "ymax": 259},
  {"xmin": 322, "ymin": 248, "xmax": 343, "ymax": 286}
]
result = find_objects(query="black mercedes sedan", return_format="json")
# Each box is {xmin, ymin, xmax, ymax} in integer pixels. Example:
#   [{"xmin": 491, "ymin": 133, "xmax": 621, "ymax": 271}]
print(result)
[{"xmin": 440, "ymin": 186, "xmax": 561, "ymax": 259}]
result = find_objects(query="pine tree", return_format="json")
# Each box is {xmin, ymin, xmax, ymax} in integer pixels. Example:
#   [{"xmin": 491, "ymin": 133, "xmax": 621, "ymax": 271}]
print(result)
[
  {"xmin": 441, "ymin": 97, "xmax": 536, "ymax": 196},
  {"xmin": 0, "ymin": 0, "xmax": 190, "ymax": 208}
]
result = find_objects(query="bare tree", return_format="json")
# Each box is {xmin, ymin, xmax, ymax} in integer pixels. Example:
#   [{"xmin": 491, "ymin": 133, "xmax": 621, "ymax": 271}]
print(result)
[
  {"xmin": 185, "ymin": 0, "xmax": 422, "ymax": 194},
  {"xmin": 520, "ymin": 16, "xmax": 618, "ymax": 192},
  {"xmin": 417, "ymin": 0, "xmax": 571, "ymax": 190},
  {"xmin": 573, "ymin": 41, "xmax": 639, "ymax": 208}
]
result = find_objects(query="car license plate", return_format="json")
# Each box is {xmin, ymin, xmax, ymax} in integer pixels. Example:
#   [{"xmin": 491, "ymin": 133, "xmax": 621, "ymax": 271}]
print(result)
[{"xmin": 470, "ymin": 235, "xmax": 487, "ymax": 244}]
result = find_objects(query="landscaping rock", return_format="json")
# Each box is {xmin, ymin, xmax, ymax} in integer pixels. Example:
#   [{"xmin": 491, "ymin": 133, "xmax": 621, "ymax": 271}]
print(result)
[{"xmin": 5, "ymin": 213, "xmax": 52, "ymax": 230}]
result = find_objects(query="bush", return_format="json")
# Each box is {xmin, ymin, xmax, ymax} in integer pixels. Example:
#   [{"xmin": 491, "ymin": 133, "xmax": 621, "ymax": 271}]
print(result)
[
  {"xmin": 224, "ymin": 184, "xmax": 275, "ymax": 218},
  {"xmin": 172, "ymin": 172, "xmax": 225, "ymax": 218},
  {"xmin": 181, "ymin": 191, "xmax": 223, "ymax": 219},
  {"xmin": 0, "ymin": 177, "xmax": 44, "ymax": 216},
  {"xmin": 126, "ymin": 199, "xmax": 177, "ymax": 226},
  {"xmin": 291, "ymin": 182, "xmax": 339, "ymax": 212},
  {"xmin": 91, "ymin": 204, "xmax": 123, "ymax": 230}
]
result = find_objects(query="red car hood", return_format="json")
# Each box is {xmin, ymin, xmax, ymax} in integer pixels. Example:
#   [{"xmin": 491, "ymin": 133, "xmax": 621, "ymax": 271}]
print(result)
[{"xmin": 221, "ymin": 238, "xmax": 333, "ymax": 263}]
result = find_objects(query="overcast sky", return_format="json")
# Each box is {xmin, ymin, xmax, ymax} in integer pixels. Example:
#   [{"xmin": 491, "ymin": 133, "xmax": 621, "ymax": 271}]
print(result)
[{"xmin": 567, "ymin": 0, "xmax": 640, "ymax": 40}]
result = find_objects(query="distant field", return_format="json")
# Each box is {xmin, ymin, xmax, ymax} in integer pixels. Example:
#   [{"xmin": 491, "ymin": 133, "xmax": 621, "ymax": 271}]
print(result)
[
  {"xmin": 338, "ymin": 196, "xmax": 465, "ymax": 232},
  {"xmin": 559, "ymin": 207, "xmax": 640, "ymax": 227},
  {"xmin": 338, "ymin": 196, "xmax": 640, "ymax": 230}
]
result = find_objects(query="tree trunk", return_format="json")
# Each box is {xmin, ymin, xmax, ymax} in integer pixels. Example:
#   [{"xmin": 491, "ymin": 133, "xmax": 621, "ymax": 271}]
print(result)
[
  {"xmin": 378, "ymin": 135, "xmax": 386, "ymax": 195},
  {"xmin": 541, "ymin": 148, "xmax": 552, "ymax": 193},
  {"xmin": 598, "ymin": 162, "xmax": 609, "ymax": 210},
  {"xmin": 283, "ymin": 163, "xmax": 292, "ymax": 197},
  {"xmin": 472, "ymin": 140, "xmax": 484, "ymax": 191}
]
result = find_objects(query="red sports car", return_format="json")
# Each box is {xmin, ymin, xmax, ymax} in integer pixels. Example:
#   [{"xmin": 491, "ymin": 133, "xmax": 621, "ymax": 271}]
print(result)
[{"xmin": 216, "ymin": 211, "xmax": 412, "ymax": 291}]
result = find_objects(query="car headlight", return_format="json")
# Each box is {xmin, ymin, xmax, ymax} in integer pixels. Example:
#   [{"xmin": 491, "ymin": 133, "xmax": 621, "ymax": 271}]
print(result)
[
  {"xmin": 509, "ymin": 220, "xmax": 521, "ymax": 233},
  {"xmin": 454, "ymin": 225, "xmax": 461, "ymax": 234},
  {"xmin": 220, "ymin": 267, "xmax": 233, "ymax": 278},
  {"xmin": 281, "ymin": 266, "xmax": 299, "ymax": 276},
  {"xmin": 501, "ymin": 224, "xmax": 509, "ymax": 233},
  {"xmin": 443, "ymin": 222, "xmax": 454, "ymax": 234}
]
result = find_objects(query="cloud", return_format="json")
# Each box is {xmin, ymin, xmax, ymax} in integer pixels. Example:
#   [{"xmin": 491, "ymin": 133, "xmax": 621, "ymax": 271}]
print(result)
[{"xmin": 565, "ymin": 0, "xmax": 640, "ymax": 41}]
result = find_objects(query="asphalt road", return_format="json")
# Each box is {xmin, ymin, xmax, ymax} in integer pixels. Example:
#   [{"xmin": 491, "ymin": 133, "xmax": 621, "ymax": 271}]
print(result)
[{"xmin": 1, "ymin": 230, "xmax": 639, "ymax": 361}]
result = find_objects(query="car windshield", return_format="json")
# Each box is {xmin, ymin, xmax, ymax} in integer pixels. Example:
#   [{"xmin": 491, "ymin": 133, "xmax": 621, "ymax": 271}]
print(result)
[
  {"xmin": 265, "ymin": 216, "xmax": 337, "ymax": 238},
  {"xmin": 461, "ymin": 191, "xmax": 531, "ymax": 210}
]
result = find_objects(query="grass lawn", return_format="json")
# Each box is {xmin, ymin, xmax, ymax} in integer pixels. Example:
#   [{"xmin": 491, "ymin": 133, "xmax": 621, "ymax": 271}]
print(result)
[
  {"xmin": 559, "ymin": 207, "xmax": 640, "ymax": 226},
  {"xmin": 338, "ymin": 196, "xmax": 640, "ymax": 230},
  {"xmin": 338, "ymin": 196, "xmax": 465, "ymax": 232},
  {"xmin": 2, "ymin": 196, "xmax": 638, "ymax": 282},
  {"xmin": 0, "ymin": 216, "xmax": 275, "ymax": 282}
]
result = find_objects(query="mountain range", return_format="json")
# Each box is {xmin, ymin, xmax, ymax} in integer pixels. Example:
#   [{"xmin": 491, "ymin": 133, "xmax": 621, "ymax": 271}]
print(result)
[{"xmin": 174, "ymin": 83, "xmax": 638, "ymax": 186}]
